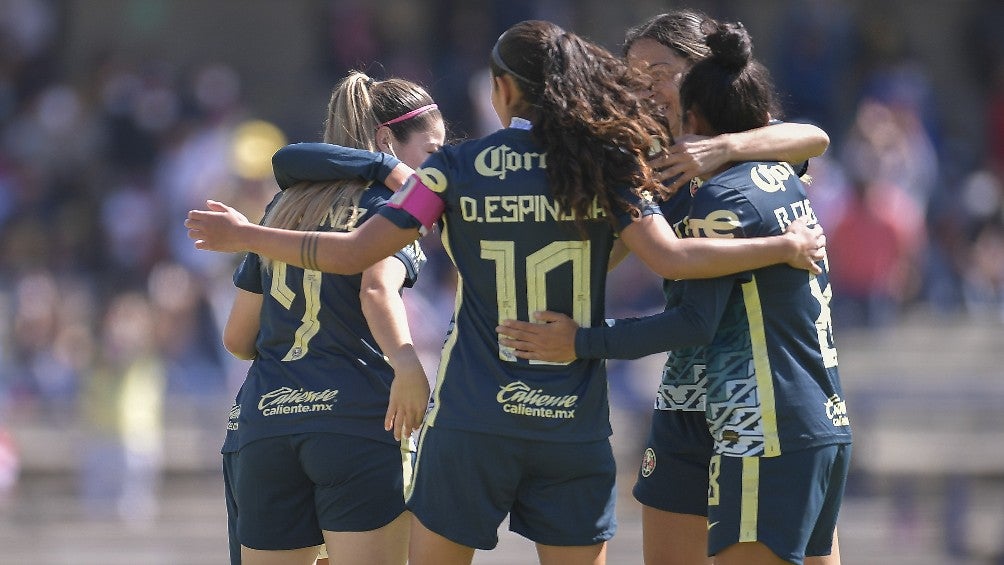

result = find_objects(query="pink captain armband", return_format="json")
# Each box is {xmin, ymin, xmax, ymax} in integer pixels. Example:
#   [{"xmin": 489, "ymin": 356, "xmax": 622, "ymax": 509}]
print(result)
[{"xmin": 387, "ymin": 174, "xmax": 445, "ymax": 234}]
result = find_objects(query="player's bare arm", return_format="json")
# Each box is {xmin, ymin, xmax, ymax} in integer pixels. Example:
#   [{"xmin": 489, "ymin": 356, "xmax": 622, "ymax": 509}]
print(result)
[
  {"xmin": 622, "ymin": 214, "xmax": 825, "ymax": 280},
  {"xmin": 186, "ymin": 200, "xmax": 420, "ymax": 274},
  {"xmin": 653, "ymin": 122, "xmax": 829, "ymax": 193}
]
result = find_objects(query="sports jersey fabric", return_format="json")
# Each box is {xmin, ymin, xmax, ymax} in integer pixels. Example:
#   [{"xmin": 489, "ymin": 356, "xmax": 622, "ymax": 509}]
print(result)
[
  {"xmin": 690, "ymin": 161, "xmax": 850, "ymax": 457},
  {"xmin": 579, "ymin": 121, "xmax": 809, "ymax": 412},
  {"xmin": 576, "ymin": 160, "xmax": 850, "ymax": 456},
  {"xmin": 380, "ymin": 121, "xmax": 660, "ymax": 442},
  {"xmin": 222, "ymin": 184, "xmax": 425, "ymax": 453},
  {"xmin": 272, "ymin": 142, "xmax": 402, "ymax": 190}
]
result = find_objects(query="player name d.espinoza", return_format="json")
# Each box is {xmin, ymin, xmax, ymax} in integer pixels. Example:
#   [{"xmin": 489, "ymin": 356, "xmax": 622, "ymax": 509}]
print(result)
[{"xmin": 458, "ymin": 194, "xmax": 607, "ymax": 224}]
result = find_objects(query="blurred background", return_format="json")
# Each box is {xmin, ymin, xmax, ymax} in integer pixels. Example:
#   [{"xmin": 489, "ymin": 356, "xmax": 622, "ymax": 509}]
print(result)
[{"xmin": 0, "ymin": 0, "xmax": 1002, "ymax": 563}]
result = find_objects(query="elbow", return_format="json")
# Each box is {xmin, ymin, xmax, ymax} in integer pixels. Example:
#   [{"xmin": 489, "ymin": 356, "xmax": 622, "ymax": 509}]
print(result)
[
  {"xmin": 271, "ymin": 144, "xmax": 296, "ymax": 168},
  {"xmin": 808, "ymin": 126, "xmax": 830, "ymax": 156},
  {"xmin": 222, "ymin": 329, "xmax": 258, "ymax": 361},
  {"xmin": 271, "ymin": 147, "xmax": 295, "ymax": 188},
  {"xmin": 223, "ymin": 338, "xmax": 257, "ymax": 361},
  {"xmin": 813, "ymin": 136, "xmax": 830, "ymax": 158},
  {"xmin": 360, "ymin": 284, "xmax": 394, "ymax": 313}
]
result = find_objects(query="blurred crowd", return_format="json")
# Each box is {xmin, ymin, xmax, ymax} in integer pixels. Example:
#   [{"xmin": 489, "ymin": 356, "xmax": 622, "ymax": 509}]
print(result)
[{"xmin": 0, "ymin": 0, "xmax": 1002, "ymax": 521}]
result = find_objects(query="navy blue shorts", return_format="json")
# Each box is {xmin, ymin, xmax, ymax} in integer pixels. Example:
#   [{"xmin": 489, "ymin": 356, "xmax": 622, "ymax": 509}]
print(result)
[
  {"xmin": 707, "ymin": 443, "xmax": 851, "ymax": 565},
  {"xmin": 407, "ymin": 425, "xmax": 617, "ymax": 550},
  {"xmin": 223, "ymin": 433, "xmax": 408, "ymax": 557},
  {"xmin": 632, "ymin": 409, "xmax": 714, "ymax": 517}
]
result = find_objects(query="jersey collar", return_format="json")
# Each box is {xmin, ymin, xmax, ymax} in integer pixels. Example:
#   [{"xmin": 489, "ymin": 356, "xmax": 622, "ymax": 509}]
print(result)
[{"xmin": 509, "ymin": 116, "xmax": 532, "ymax": 130}]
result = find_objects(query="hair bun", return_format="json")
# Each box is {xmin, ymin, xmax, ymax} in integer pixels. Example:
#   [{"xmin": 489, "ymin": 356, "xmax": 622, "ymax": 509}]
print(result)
[{"xmin": 704, "ymin": 21, "xmax": 752, "ymax": 72}]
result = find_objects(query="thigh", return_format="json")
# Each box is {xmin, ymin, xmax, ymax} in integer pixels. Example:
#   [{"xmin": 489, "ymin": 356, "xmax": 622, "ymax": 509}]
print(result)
[
  {"xmin": 407, "ymin": 426, "xmax": 521, "ymax": 550},
  {"xmin": 642, "ymin": 506, "xmax": 711, "ymax": 565},
  {"xmin": 322, "ymin": 511, "xmax": 410, "ymax": 565},
  {"xmin": 707, "ymin": 445, "xmax": 847, "ymax": 565},
  {"xmin": 298, "ymin": 433, "xmax": 407, "ymax": 532},
  {"xmin": 231, "ymin": 436, "xmax": 323, "ymax": 551},
  {"xmin": 536, "ymin": 541, "xmax": 607, "ymax": 565},
  {"xmin": 408, "ymin": 514, "xmax": 477, "ymax": 565},
  {"xmin": 633, "ymin": 409, "xmax": 713, "ymax": 517},
  {"xmin": 510, "ymin": 438, "xmax": 617, "ymax": 547},
  {"xmin": 240, "ymin": 545, "xmax": 322, "ymax": 565}
]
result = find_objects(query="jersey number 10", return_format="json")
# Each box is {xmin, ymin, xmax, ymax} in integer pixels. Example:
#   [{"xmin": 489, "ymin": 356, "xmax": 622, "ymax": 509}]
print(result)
[{"xmin": 481, "ymin": 239, "xmax": 592, "ymax": 364}]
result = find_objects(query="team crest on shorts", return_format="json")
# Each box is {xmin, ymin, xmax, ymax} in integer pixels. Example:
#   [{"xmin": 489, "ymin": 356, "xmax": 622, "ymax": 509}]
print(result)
[{"xmin": 640, "ymin": 447, "xmax": 657, "ymax": 477}]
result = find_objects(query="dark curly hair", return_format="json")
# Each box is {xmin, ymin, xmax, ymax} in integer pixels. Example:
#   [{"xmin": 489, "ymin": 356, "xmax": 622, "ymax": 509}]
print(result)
[{"xmin": 490, "ymin": 20, "xmax": 673, "ymax": 227}]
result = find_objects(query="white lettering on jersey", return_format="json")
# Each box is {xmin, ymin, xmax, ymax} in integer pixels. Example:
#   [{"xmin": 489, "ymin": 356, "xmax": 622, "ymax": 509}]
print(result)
[
  {"xmin": 474, "ymin": 145, "xmax": 547, "ymax": 180},
  {"xmin": 257, "ymin": 387, "xmax": 339, "ymax": 417},
  {"xmin": 459, "ymin": 195, "xmax": 605, "ymax": 223},
  {"xmin": 496, "ymin": 380, "xmax": 578, "ymax": 420},
  {"xmin": 750, "ymin": 162, "xmax": 796, "ymax": 193},
  {"xmin": 772, "ymin": 197, "xmax": 818, "ymax": 232}
]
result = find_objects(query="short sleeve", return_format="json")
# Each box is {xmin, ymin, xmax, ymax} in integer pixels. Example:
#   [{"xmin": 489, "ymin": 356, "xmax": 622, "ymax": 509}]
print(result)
[
  {"xmin": 272, "ymin": 143, "xmax": 402, "ymax": 190},
  {"xmin": 233, "ymin": 252, "xmax": 264, "ymax": 294}
]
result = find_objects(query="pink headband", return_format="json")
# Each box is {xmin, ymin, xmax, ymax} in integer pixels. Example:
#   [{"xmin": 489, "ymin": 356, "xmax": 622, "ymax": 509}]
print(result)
[{"xmin": 379, "ymin": 104, "xmax": 438, "ymax": 127}]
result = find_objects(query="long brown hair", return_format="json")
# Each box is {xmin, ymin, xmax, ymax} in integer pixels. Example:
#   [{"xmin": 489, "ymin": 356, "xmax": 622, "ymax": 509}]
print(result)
[{"xmin": 490, "ymin": 20, "xmax": 672, "ymax": 227}]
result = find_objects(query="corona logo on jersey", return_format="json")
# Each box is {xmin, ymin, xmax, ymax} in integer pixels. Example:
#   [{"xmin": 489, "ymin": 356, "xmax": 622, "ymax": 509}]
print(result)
[
  {"xmin": 496, "ymin": 380, "xmax": 578, "ymax": 420},
  {"xmin": 257, "ymin": 386, "xmax": 339, "ymax": 417},
  {"xmin": 640, "ymin": 447, "xmax": 657, "ymax": 477},
  {"xmin": 824, "ymin": 394, "xmax": 851, "ymax": 427},
  {"xmin": 474, "ymin": 144, "xmax": 547, "ymax": 180},
  {"xmin": 750, "ymin": 162, "xmax": 796, "ymax": 193}
]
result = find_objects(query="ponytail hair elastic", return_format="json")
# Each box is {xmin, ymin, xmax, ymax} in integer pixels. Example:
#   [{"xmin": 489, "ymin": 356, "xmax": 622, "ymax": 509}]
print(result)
[{"xmin": 379, "ymin": 104, "xmax": 438, "ymax": 127}]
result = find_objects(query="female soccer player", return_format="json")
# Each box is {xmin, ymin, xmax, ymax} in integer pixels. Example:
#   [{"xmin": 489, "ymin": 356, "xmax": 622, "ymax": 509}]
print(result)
[
  {"xmin": 500, "ymin": 11, "xmax": 839, "ymax": 564},
  {"xmin": 498, "ymin": 19, "xmax": 850, "ymax": 565},
  {"xmin": 188, "ymin": 20, "xmax": 825, "ymax": 565},
  {"xmin": 625, "ymin": 10, "xmax": 833, "ymax": 565},
  {"xmin": 628, "ymin": 10, "xmax": 829, "ymax": 194},
  {"xmin": 219, "ymin": 71, "xmax": 443, "ymax": 565}
]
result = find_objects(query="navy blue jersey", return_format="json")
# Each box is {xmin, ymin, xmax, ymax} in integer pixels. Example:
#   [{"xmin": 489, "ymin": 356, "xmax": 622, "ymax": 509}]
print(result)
[
  {"xmin": 655, "ymin": 188, "xmax": 707, "ymax": 411},
  {"xmin": 381, "ymin": 123, "xmax": 659, "ymax": 442},
  {"xmin": 574, "ymin": 187, "xmax": 711, "ymax": 411},
  {"xmin": 272, "ymin": 143, "xmax": 402, "ymax": 190},
  {"xmin": 690, "ymin": 161, "xmax": 851, "ymax": 457},
  {"xmin": 576, "ymin": 126, "xmax": 813, "ymax": 414},
  {"xmin": 223, "ymin": 185, "xmax": 425, "ymax": 452}
]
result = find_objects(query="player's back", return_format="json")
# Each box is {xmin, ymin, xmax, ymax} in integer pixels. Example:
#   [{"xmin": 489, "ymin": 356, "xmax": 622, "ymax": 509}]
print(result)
[
  {"xmin": 691, "ymin": 161, "xmax": 851, "ymax": 457},
  {"xmin": 419, "ymin": 125, "xmax": 625, "ymax": 442},
  {"xmin": 225, "ymin": 186, "xmax": 416, "ymax": 452}
]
